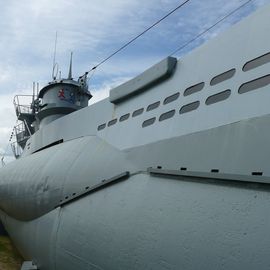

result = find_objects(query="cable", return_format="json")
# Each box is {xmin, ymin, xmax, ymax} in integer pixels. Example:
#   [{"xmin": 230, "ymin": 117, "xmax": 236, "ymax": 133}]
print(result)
[
  {"xmin": 87, "ymin": 68, "xmax": 96, "ymax": 83},
  {"xmin": 81, "ymin": 0, "xmax": 191, "ymax": 77},
  {"xmin": 170, "ymin": 0, "xmax": 253, "ymax": 56},
  {"xmin": 80, "ymin": 0, "xmax": 253, "ymax": 80}
]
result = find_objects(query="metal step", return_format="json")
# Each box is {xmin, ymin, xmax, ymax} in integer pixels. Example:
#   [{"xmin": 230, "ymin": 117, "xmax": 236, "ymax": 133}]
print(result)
[{"xmin": 21, "ymin": 261, "xmax": 38, "ymax": 270}]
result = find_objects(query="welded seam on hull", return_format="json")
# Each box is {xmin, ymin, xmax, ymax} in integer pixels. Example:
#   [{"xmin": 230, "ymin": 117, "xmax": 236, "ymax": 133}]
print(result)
[
  {"xmin": 148, "ymin": 168, "xmax": 270, "ymax": 185},
  {"xmin": 61, "ymin": 248, "xmax": 104, "ymax": 270},
  {"xmin": 55, "ymin": 167, "xmax": 270, "ymax": 211},
  {"xmin": 56, "ymin": 171, "xmax": 130, "ymax": 208}
]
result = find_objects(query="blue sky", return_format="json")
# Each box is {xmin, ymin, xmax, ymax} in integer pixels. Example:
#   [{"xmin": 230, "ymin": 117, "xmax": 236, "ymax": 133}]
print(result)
[{"xmin": 0, "ymin": 0, "xmax": 269, "ymax": 162}]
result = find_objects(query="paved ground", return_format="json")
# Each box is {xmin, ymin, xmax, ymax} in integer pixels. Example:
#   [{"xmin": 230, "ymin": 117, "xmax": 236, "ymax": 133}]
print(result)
[{"xmin": 0, "ymin": 236, "xmax": 23, "ymax": 270}]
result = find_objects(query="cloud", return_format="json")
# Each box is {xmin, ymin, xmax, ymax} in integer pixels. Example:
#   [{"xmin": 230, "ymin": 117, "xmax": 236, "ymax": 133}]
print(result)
[
  {"xmin": 164, "ymin": 0, "xmax": 268, "ymax": 57},
  {"xmin": 89, "ymin": 75, "xmax": 133, "ymax": 105}
]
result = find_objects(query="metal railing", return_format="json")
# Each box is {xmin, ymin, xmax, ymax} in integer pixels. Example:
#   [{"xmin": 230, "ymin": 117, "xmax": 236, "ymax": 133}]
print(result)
[
  {"xmin": 13, "ymin": 95, "xmax": 34, "ymax": 116},
  {"xmin": 11, "ymin": 141, "xmax": 23, "ymax": 159},
  {"xmin": 10, "ymin": 121, "xmax": 31, "ymax": 158}
]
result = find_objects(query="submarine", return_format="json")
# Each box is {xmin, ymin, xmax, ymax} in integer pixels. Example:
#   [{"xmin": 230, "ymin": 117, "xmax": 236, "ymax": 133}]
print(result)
[{"xmin": 1, "ymin": 3, "xmax": 270, "ymax": 270}]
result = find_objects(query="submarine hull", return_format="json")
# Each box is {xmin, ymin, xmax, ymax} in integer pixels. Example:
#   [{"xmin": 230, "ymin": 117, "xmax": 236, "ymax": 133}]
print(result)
[
  {"xmin": 1, "ymin": 171, "xmax": 270, "ymax": 270},
  {"xmin": 1, "ymin": 3, "xmax": 270, "ymax": 269},
  {"xmin": 1, "ymin": 111, "xmax": 270, "ymax": 269}
]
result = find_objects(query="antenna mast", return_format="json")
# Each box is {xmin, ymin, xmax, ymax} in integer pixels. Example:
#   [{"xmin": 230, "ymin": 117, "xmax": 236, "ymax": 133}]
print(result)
[
  {"xmin": 52, "ymin": 31, "xmax": 58, "ymax": 80},
  {"xmin": 68, "ymin": 52, "xmax": 73, "ymax": 79}
]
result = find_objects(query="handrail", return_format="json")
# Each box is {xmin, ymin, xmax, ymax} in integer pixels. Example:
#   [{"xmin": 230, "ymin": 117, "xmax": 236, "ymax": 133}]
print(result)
[
  {"xmin": 10, "ymin": 121, "xmax": 31, "ymax": 158},
  {"xmin": 23, "ymin": 120, "xmax": 32, "ymax": 136},
  {"xmin": 13, "ymin": 95, "xmax": 35, "ymax": 116}
]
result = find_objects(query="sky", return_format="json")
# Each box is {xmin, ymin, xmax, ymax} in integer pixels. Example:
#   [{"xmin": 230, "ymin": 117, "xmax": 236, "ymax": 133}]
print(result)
[{"xmin": 0, "ymin": 0, "xmax": 269, "ymax": 163}]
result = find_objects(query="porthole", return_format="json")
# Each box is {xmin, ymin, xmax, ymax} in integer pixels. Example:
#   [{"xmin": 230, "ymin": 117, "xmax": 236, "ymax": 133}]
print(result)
[
  {"xmin": 142, "ymin": 117, "xmax": 156, "ymax": 127},
  {"xmin": 238, "ymin": 75, "xmax": 270, "ymax": 94},
  {"xmin": 243, "ymin": 52, "xmax": 270, "ymax": 72},
  {"xmin": 120, "ymin": 113, "xmax": 130, "ymax": 122},
  {"xmin": 159, "ymin": 110, "xmax": 175, "ymax": 121},
  {"xmin": 163, "ymin": 92, "xmax": 180, "ymax": 105},
  {"xmin": 147, "ymin": 101, "xmax": 160, "ymax": 111},
  {"xmin": 180, "ymin": 101, "xmax": 200, "ymax": 114},
  {"xmin": 206, "ymin": 90, "xmax": 231, "ymax": 105},
  {"xmin": 210, "ymin": 69, "xmax": 236, "ymax": 86},
  {"xmin": 184, "ymin": 82, "xmax": 204, "ymax": 96},
  {"xmin": 132, "ymin": 108, "xmax": 144, "ymax": 117}
]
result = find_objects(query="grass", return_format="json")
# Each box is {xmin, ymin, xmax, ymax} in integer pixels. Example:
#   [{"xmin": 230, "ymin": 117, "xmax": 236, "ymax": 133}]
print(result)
[{"xmin": 0, "ymin": 236, "xmax": 23, "ymax": 270}]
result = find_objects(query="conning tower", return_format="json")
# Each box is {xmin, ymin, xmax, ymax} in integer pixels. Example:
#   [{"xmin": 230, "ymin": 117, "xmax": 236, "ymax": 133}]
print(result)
[
  {"xmin": 37, "ymin": 75, "xmax": 91, "ymax": 128},
  {"xmin": 37, "ymin": 55, "xmax": 92, "ymax": 127},
  {"xmin": 11, "ymin": 56, "xmax": 92, "ymax": 158}
]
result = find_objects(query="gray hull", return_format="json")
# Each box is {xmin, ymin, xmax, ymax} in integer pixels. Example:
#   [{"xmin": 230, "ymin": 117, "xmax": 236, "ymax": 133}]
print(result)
[
  {"xmin": 1, "ymin": 4, "xmax": 270, "ymax": 269},
  {"xmin": 1, "ymin": 115, "xmax": 270, "ymax": 269},
  {"xmin": 1, "ymin": 167, "xmax": 270, "ymax": 270}
]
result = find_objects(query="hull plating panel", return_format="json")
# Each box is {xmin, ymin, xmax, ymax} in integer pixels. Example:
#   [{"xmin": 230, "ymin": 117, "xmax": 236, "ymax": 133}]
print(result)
[{"xmin": 1, "ymin": 173, "xmax": 270, "ymax": 270}]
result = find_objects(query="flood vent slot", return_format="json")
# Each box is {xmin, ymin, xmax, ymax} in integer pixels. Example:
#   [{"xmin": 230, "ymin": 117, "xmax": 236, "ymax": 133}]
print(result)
[
  {"xmin": 132, "ymin": 108, "xmax": 144, "ymax": 117},
  {"xmin": 120, "ymin": 113, "xmax": 130, "ymax": 122},
  {"xmin": 157, "ymin": 166, "xmax": 162, "ymax": 169},
  {"xmin": 159, "ymin": 110, "xmax": 175, "ymax": 122},
  {"xmin": 164, "ymin": 92, "xmax": 180, "ymax": 104},
  {"xmin": 97, "ymin": 123, "xmax": 106, "ymax": 131},
  {"xmin": 210, "ymin": 69, "xmax": 236, "ymax": 86},
  {"xmin": 147, "ymin": 101, "xmax": 160, "ymax": 111},
  {"xmin": 184, "ymin": 82, "xmax": 204, "ymax": 96},
  {"xmin": 180, "ymin": 101, "xmax": 200, "ymax": 114},
  {"xmin": 142, "ymin": 117, "xmax": 156, "ymax": 128},
  {"xmin": 180, "ymin": 167, "xmax": 187, "ymax": 171},
  {"xmin": 108, "ymin": 119, "xmax": 117, "ymax": 127},
  {"xmin": 252, "ymin": 172, "xmax": 263, "ymax": 176},
  {"xmin": 206, "ymin": 90, "xmax": 231, "ymax": 105},
  {"xmin": 238, "ymin": 75, "xmax": 270, "ymax": 94},
  {"xmin": 211, "ymin": 169, "xmax": 219, "ymax": 173},
  {"xmin": 243, "ymin": 52, "xmax": 270, "ymax": 72}
]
